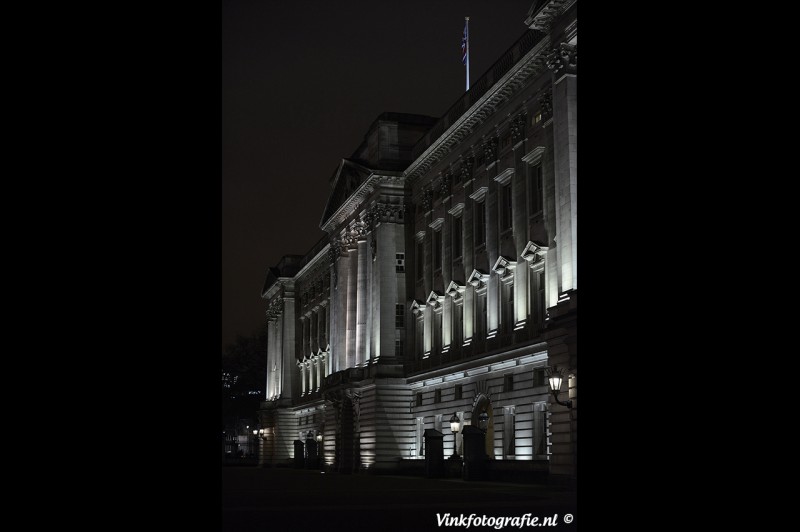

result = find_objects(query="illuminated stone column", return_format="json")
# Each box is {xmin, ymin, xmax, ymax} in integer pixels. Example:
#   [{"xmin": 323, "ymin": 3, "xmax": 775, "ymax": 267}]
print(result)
[
  {"xmin": 301, "ymin": 316, "xmax": 309, "ymax": 360},
  {"xmin": 298, "ymin": 359, "xmax": 306, "ymax": 396},
  {"xmin": 265, "ymin": 317, "xmax": 277, "ymax": 399},
  {"xmin": 335, "ymin": 243, "xmax": 351, "ymax": 372},
  {"xmin": 483, "ymin": 137, "xmax": 500, "ymax": 338},
  {"xmin": 356, "ymin": 234, "xmax": 369, "ymax": 367},
  {"xmin": 346, "ymin": 240, "xmax": 358, "ymax": 369},
  {"xmin": 512, "ymin": 134, "xmax": 529, "ymax": 327},
  {"xmin": 307, "ymin": 357, "xmax": 313, "ymax": 394},
  {"xmin": 548, "ymin": 42, "xmax": 577, "ymax": 293},
  {"xmin": 275, "ymin": 313, "xmax": 283, "ymax": 398},
  {"xmin": 442, "ymin": 297, "xmax": 452, "ymax": 352},
  {"xmin": 280, "ymin": 287, "xmax": 297, "ymax": 401},
  {"xmin": 423, "ymin": 304, "xmax": 432, "ymax": 357},
  {"xmin": 317, "ymin": 356, "xmax": 323, "ymax": 389},
  {"xmin": 317, "ymin": 304, "xmax": 326, "ymax": 354}
]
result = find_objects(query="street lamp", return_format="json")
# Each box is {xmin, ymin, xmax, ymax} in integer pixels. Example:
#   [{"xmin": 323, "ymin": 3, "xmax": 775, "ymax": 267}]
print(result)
[
  {"xmin": 449, "ymin": 413, "xmax": 461, "ymax": 458},
  {"xmin": 546, "ymin": 366, "xmax": 573, "ymax": 408},
  {"xmin": 316, "ymin": 432, "xmax": 323, "ymax": 442}
]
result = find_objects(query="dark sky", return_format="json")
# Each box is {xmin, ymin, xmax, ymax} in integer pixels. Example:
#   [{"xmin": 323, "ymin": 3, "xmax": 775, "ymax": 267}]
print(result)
[{"xmin": 222, "ymin": 0, "xmax": 536, "ymax": 351}]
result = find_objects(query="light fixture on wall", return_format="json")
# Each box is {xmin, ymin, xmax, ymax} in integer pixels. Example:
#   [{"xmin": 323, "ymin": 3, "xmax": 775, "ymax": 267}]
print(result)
[
  {"xmin": 546, "ymin": 366, "xmax": 573, "ymax": 408},
  {"xmin": 477, "ymin": 410, "xmax": 489, "ymax": 432},
  {"xmin": 316, "ymin": 432, "xmax": 323, "ymax": 442},
  {"xmin": 449, "ymin": 412, "xmax": 461, "ymax": 458}
]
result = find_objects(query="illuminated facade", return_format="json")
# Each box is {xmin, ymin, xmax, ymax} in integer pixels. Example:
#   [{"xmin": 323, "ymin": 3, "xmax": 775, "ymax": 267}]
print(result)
[{"xmin": 258, "ymin": 0, "xmax": 577, "ymax": 485}]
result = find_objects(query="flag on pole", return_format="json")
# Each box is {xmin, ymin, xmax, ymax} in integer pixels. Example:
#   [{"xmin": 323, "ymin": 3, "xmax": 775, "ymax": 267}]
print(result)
[
  {"xmin": 462, "ymin": 17, "xmax": 470, "ymax": 91},
  {"xmin": 461, "ymin": 19, "xmax": 469, "ymax": 65}
]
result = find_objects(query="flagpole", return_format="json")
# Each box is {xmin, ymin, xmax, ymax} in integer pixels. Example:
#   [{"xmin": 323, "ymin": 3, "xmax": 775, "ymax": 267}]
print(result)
[{"xmin": 465, "ymin": 17, "xmax": 470, "ymax": 91}]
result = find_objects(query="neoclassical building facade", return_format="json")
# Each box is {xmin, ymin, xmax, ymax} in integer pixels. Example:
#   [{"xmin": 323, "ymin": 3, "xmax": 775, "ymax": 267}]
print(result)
[{"xmin": 258, "ymin": 0, "xmax": 577, "ymax": 485}]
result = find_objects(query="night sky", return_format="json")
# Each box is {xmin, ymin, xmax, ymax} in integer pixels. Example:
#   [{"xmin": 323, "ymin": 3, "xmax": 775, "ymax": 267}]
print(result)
[{"xmin": 222, "ymin": 0, "xmax": 536, "ymax": 351}]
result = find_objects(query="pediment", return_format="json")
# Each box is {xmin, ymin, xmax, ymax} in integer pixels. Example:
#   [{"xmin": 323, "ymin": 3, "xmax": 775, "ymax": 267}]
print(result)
[
  {"xmin": 320, "ymin": 159, "xmax": 374, "ymax": 229},
  {"xmin": 467, "ymin": 269, "xmax": 490, "ymax": 287}
]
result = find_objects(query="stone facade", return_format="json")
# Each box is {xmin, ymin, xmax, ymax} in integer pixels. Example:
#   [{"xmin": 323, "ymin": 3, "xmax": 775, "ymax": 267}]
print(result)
[{"xmin": 258, "ymin": 1, "xmax": 577, "ymax": 485}]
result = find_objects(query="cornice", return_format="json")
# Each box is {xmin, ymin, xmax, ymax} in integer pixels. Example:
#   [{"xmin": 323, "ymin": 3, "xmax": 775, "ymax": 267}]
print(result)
[{"xmin": 403, "ymin": 36, "xmax": 552, "ymax": 185}]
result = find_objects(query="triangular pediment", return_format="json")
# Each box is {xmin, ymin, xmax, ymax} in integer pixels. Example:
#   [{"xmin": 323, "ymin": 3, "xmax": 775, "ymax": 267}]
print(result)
[
  {"xmin": 467, "ymin": 269, "xmax": 490, "ymax": 287},
  {"xmin": 445, "ymin": 281, "xmax": 465, "ymax": 297},
  {"xmin": 320, "ymin": 159, "xmax": 374, "ymax": 229}
]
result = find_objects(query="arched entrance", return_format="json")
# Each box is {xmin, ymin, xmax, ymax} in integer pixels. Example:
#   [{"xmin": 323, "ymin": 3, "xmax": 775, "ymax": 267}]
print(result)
[{"xmin": 471, "ymin": 394, "xmax": 494, "ymax": 458}]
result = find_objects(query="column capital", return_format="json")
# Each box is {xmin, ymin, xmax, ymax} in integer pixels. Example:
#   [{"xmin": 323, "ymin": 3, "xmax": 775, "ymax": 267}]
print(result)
[{"xmin": 546, "ymin": 42, "xmax": 577, "ymax": 78}]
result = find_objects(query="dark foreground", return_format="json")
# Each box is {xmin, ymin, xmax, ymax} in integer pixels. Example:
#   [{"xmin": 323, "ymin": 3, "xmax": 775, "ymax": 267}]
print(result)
[{"xmin": 222, "ymin": 467, "xmax": 577, "ymax": 531}]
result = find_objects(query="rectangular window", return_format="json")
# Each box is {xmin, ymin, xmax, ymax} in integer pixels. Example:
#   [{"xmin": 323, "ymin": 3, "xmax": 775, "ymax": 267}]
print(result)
[
  {"xmin": 504, "ymin": 374, "xmax": 514, "ymax": 392},
  {"xmin": 537, "ymin": 271, "xmax": 546, "ymax": 323},
  {"xmin": 434, "ymin": 230, "xmax": 442, "ymax": 271},
  {"xmin": 416, "ymin": 317, "xmax": 424, "ymax": 359},
  {"xmin": 416, "ymin": 241, "xmax": 424, "ymax": 281},
  {"xmin": 454, "ymin": 384, "xmax": 462, "ymax": 400},
  {"xmin": 453, "ymin": 216, "xmax": 462, "ymax": 259},
  {"xmin": 434, "ymin": 389, "xmax": 441, "ymax": 403},
  {"xmin": 395, "ymin": 338, "xmax": 403, "ymax": 358},
  {"xmin": 454, "ymin": 302, "xmax": 463, "ymax": 347},
  {"xmin": 533, "ymin": 368, "xmax": 546, "ymax": 387},
  {"xmin": 505, "ymin": 282, "xmax": 514, "ymax": 333},
  {"xmin": 504, "ymin": 406, "xmax": 516, "ymax": 458},
  {"xmin": 396, "ymin": 253, "xmax": 405, "ymax": 273},
  {"xmin": 416, "ymin": 417, "xmax": 425, "ymax": 457},
  {"xmin": 533, "ymin": 402, "xmax": 550, "ymax": 458},
  {"xmin": 474, "ymin": 201, "xmax": 485, "ymax": 247},
  {"xmin": 416, "ymin": 393, "xmax": 423, "ymax": 407},
  {"xmin": 502, "ymin": 184, "xmax": 513, "ymax": 231},
  {"xmin": 396, "ymin": 304, "xmax": 405, "ymax": 328},
  {"xmin": 530, "ymin": 165, "xmax": 543, "ymax": 216},
  {"xmin": 475, "ymin": 292, "xmax": 486, "ymax": 340},
  {"xmin": 434, "ymin": 309, "xmax": 442, "ymax": 355}
]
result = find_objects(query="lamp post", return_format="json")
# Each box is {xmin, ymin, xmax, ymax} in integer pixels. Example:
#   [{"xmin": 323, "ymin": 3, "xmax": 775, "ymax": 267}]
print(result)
[
  {"xmin": 449, "ymin": 412, "xmax": 461, "ymax": 458},
  {"xmin": 546, "ymin": 366, "xmax": 573, "ymax": 408}
]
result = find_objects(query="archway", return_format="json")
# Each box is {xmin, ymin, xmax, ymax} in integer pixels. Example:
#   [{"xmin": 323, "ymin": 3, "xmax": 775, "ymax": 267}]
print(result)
[{"xmin": 471, "ymin": 394, "xmax": 494, "ymax": 458}]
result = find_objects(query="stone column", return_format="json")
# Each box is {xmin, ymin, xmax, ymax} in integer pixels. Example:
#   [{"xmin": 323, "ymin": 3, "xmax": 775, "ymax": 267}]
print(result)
[
  {"xmin": 280, "ymin": 286, "xmax": 297, "ymax": 401},
  {"xmin": 317, "ymin": 305, "xmax": 325, "ymax": 352},
  {"xmin": 310, "ymin": 356, "xmax": 317, "ymax": 392},
  {"xmin": 336, "ymin": 244, "xmax": 351, "ymax": 372},
  {"xmin": 319, "ymin": 351, "xmax": 327, "ymax": 382},
  {"xmin": 298, "ymin": 359, "xmax": 306, "ymax": 396},
  {"xmin": 512, "ymin": 118, "xmax": 529, "ymax": 328},
  {"xmin": 265, "ymin": 318, "xmax": 275, "ymax": 399},
  {"xmin": 548, "ymin": 43, "xmax": 577, "ymax": 293},
  {"xmin": 423, "ymin": 305, "xmax": 432, "ymax": 358},
  {"xmin": 301, "ymin": 316, "xmax": 309, "ymax": 361},
  {"xmin": 484, "ymin": 138, "xmax": 500, "ymax": 338},
  {"xmin": 275, "ymin": 313, "xmax": 283, "ymax": 398},
  {"xmin": 346, "ymin": 240, "xmax": 358, "ymax": 369},
  {"xmin": 462, "ymin": 170, "xmax": 475, "ymax": 347},
  {"xmin": 356, "ymin": 237, "xmax": 369, "ymax": 367}
]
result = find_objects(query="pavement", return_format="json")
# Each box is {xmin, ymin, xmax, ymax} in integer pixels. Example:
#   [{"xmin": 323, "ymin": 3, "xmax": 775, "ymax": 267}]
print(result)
[{"xmin": 222, "ymin": 467, "xmax": 577, "ymax": 531}]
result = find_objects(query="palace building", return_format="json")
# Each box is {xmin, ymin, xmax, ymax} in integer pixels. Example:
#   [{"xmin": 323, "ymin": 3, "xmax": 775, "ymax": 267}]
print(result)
[{"xmin": 257, "ymin": 0, "xmax": 577, "ymax": 485}]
